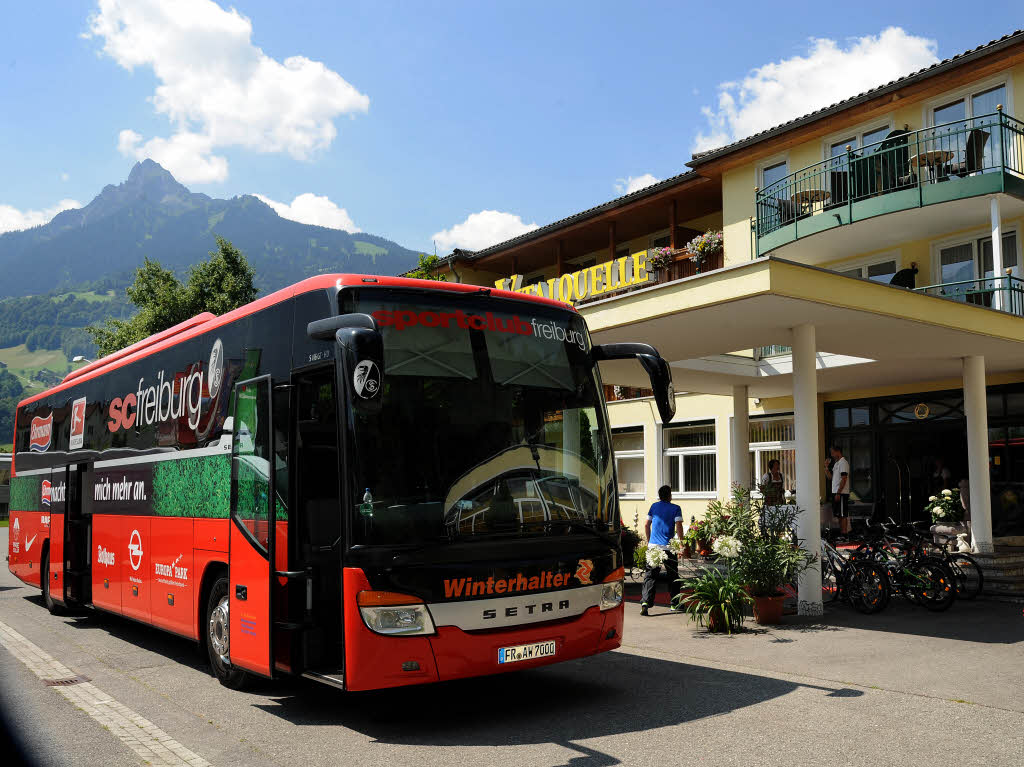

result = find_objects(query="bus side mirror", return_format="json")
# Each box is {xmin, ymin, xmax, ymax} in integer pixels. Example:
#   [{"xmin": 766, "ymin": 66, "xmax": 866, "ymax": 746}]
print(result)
[
  {"xmin": 591, "ymin": 342, "xmax": 675, "ymax": 424},
  {"xmin": 328, "ymin": 314, "xmax": 385, "ymax": 412}
]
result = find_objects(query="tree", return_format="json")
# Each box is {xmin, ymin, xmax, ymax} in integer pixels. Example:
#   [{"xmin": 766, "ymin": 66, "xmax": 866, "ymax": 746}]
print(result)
[
  {"xmin": 0, "ymin": 369, "xmax": 24, "ymax": 444},
  {"xmin": 407, "ymin": 253, "xmax": 448, "ymax": 281},
  {"xmin": 88, "ymin": 237, "xmax": 258, "ymax": 357}
]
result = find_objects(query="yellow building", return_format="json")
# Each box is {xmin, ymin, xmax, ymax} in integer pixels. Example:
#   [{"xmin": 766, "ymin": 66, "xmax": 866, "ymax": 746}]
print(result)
[{"xmin": 431, "ymin": 30, "xmax": 1024, "ymax": 612}]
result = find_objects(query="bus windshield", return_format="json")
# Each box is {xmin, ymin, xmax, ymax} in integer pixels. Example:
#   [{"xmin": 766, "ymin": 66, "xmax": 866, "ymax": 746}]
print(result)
[{"xmin": 340, "ymin": 288, "xmax": 615, "ymax": 546}]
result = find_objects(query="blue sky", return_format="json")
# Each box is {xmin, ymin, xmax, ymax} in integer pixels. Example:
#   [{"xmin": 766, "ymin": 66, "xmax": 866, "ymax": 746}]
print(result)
[{"xmin": 1, "ymin": 1, "xmax": 1021, "ymax": 253}]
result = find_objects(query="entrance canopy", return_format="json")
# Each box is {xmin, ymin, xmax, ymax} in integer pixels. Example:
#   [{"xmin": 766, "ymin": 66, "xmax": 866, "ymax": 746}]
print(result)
[{"xmin": 585, "ymin": 257, "xmax": 1024, "ymax": 397}]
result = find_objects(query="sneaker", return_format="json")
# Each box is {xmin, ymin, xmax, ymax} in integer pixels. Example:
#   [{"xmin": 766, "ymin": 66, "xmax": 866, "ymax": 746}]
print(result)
[{"xmin": 640, "ymin": 604, "xmax": 649, "ymax": 616}]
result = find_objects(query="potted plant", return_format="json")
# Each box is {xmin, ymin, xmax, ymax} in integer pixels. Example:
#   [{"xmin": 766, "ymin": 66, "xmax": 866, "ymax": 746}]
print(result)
[
  {"xmin": 727, "ymin": 491, "xmax": 817, "ymax": 625},
  {"xmin": 927, "ymin": 488, "xmax": 964, "ymax": 526},
  {"xmin": 684, "ymin": 230, "xmax": 724, "ymax": 273},
  {"xmin": 670, "ymin": 534, "xmax": 691, "ymax": 559},
  {"xmin": 648, "ymin": 246, "xmax": 674, "ymax": 274},
  {"xmin": 675, "ymin": 566, "xmax": 751, "ymax": 634}
]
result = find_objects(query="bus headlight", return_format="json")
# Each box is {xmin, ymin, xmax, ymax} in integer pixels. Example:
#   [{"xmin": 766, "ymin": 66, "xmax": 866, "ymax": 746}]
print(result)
[
  {"xmin": 600, "ymin": 580, "xmax": 623, "ymax": 610},
  {"xmin": 357, "ymin": 591, "xmax": 436, "ymax": 636}
]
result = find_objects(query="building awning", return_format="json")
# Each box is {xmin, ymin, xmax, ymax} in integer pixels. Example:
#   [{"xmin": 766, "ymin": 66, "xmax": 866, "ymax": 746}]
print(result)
[{"xmin": 586, "ymin": 258, "xmax": 1024, "ymax": 397}]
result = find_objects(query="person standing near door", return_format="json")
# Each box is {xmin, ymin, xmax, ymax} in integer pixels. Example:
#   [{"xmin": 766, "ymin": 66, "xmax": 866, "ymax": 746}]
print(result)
[
  {"xmin": 640, "ymin": 485, "xmax": 685, "ymax": 616},
  {"xmin": 825, "ymin": 446, "xmax": 852, "ymax": 536}
]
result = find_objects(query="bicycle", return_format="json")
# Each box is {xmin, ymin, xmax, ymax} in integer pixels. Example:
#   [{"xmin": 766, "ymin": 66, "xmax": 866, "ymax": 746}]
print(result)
[
  {"xmin": 820, "ymin": 532, "xmax": 890, "ymax": 614},
  {"xmin": 851, "ymin": 520, "xmax": 957, "ymax": 612},
  {"xmin": 924, "ymin": 531, "xmax": 984, "ymax": 601}
]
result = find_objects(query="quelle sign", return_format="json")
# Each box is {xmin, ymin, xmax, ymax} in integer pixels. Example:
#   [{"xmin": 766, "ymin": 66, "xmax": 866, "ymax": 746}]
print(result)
[{"xmin": 494, "ymin": 251, "xmax": 655, "ymax": 304}]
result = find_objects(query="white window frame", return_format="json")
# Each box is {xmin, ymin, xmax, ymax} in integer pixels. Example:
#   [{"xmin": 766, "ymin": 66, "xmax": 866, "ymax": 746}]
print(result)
[
  {"xmin": 663, "ymin": 420, "xmax": 717, "ymax": 499},
  {"xmin": 821, "ymin": 118, "xmax": 895, "ymax": 160},
  {"xmin": 648, "ymin": 229, "xmax": 672, "ymax": 251},
  {"xmin": 833, "ymin": 250, "xmax": 902, "ymax": 281},
  {"xmin": 612, "ymin": 425, "xmax": 646, "ymax": 499},
  {"xmin": 758, "ymin": 153, "xmax": 790, "ymax": 191},
  {"xmin": 930, "ymin": 225, "xmax": 1022, "ymax": 282},
  {"xmin": 748, "ymin": 415, "xmax": 796, "ymax": 498},
  {"xmin": 925, "ymin": 75, "xmax": 1014, "ymax": 127}
]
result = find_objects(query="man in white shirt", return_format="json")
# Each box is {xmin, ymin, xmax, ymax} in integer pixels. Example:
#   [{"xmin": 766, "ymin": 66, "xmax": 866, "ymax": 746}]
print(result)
[{"xmin": 825, "ymin": 445, "xmax": 852, "ymax": 536}]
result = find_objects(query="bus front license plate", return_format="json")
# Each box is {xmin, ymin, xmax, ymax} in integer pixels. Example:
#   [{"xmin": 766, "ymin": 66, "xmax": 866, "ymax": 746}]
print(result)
[{"xmin": 497, "ymin": 641, "xmax": 556, "ymax": 664}]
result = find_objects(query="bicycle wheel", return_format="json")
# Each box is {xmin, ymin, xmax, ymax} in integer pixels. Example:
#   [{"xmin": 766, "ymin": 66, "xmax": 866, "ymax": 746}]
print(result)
[
  {"xmin": 907, "ymin": 556, "xmax": 957, "ymax": 612},
  {"xmin": 845, "ymin": 562, "xmax": 890, "ymax": 615},
  {"xmin": 946, "ymin": 553, "xmax": 984, "ymax": 600},
  {"xmin": 821, "ymin": 555, "xmax": 841, "ymax": 603}
]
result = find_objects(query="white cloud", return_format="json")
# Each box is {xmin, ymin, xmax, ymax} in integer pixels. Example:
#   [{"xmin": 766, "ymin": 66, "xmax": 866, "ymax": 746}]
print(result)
[
  {"xmin": 0, "ymin": 199, "xmax": 82, "ymax": 234},
  {"xmin": 87, "ymin": 0, "xmax": 370, "ymax": 183},
  {"xmin": 614, "ymin": 173, "xmax": 660, "ymax": 195},
  {"xmin": 432, "ymin": 210, "xmax": 539, "ymax": 252},
  {"xmin": 60, "ymin": 172, "xmax": 70, "ymax": 181},
  {"xmin": 255, "ymin": 192, "xmax": 360, "ymax": 232},
  {"xmin": 693, "ymin": 27, "xmax": 938, "ymax": 153}
]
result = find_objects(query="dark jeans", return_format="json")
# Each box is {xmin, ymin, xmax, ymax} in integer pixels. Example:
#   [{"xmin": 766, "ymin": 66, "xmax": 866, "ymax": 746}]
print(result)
[{"xmin": 641, "ymin": 550, "xmax": 680, "ymax": 607}]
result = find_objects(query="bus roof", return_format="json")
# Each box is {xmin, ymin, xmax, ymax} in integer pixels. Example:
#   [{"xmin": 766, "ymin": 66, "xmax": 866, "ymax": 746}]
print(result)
[{"xmin": 17, "ymin": 273, "xmax": 573, "ymax": 410}]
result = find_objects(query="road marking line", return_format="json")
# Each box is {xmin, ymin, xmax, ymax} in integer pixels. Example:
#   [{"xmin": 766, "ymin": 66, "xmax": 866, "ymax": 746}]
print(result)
[{"xmin": 0, "ymin": 619, "xmax": 212, "ymax": 767}]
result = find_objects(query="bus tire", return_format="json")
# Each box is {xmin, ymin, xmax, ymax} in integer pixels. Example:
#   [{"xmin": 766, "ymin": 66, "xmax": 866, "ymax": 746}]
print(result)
[
  {"xmin": 42, "ymin": 548, "xmax": 63, "ymax": 615},
  {"xmin": 205, "ymin": 575, "xmax": 249, "ymax": 690}
]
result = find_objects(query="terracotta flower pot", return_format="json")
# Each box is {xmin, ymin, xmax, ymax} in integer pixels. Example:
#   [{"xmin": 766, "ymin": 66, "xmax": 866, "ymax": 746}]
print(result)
[
  {"xmin": 681, "ymin": 544, "xmax": 692, "ymax": 559},
  {"xmin": 706, "ymin": 607, "xmax": 727, "ymax": 633},
  {"xmin": 752, "ymin": 593, "xmax": 786, "ymax": 625}
]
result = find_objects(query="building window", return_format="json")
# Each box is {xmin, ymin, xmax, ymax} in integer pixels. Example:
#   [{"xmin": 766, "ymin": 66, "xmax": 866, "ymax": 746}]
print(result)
[
  {"xmin": 612, "ymin": 427, "xmax": 645, "ymax": 498},
  {"xmin": 829, "ymin": 125, "xmax": 890, "ymax": 159},
  {"xmin": 933, "ymin": 84, "xmax": 1007, "ymax": 168},
  {"xmin": 761, "ymin": 161, "xmax": 788, "ymax": 191},
  {"xmin": 937, "ymin": 231, "xmax": 1020, "ymax": 291},
  {"xmin": 649, "ymin": 233, "xmax": 671, "ymax": 250},
  {"xmin": 749, "ymin": 417, "xmax": 795, "ymax": 493},
  {"xmin": 838, "ymin": 258, "xmax": 898, "ymax": 284},
  {"xmin": 664, "ymin": 422, "xmax": 716, "ymax": 496}
]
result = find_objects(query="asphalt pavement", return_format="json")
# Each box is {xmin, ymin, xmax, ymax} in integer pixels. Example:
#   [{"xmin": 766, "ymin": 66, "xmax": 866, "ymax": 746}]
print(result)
[{"xmin": 1, "ymin": 526, "xmax": 1022, "ymax": 767}]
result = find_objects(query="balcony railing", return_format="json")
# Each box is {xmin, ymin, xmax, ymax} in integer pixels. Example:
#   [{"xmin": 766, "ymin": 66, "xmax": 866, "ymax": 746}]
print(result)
[
  {"xmin": 755, "ymin": 111, "xmax": 1024, "ymax": 252},
  {"xmin": 576, "ymin": 250, "xmax": 724, "ymax": 306},
  {"xmin": 915, "ymin": 274, "xmax": 1024, "ymax": 316}
]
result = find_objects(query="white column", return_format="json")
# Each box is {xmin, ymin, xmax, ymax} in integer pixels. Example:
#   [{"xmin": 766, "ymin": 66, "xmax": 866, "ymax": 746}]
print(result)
[
  {"xmin": 963, "ymin": 356, "xmax": 994, "ymax": 553},
  {"xmin": 730, "ymin": 385, "xmax": 750, "ymax": 489},
  {"xmin": 792, "ymin": 324, "xmax": 823, "ymax": 616},
  {"xmin": 991, "ymin": 197, "xmax": 1004, "ymax": 312}
]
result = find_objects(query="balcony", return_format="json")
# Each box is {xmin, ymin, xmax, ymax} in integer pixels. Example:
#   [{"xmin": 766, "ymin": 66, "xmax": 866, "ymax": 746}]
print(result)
[
  {"xmin": 755, "ymin": 111, "xmax": 1024, "ymax": 256},
  {"xmin": 915, "ymin": 274, "xmax": 1024, "ymax": 317},
  {"xmin": 576, "ymin": 249, "xmax": 725, "ymax": 306}
]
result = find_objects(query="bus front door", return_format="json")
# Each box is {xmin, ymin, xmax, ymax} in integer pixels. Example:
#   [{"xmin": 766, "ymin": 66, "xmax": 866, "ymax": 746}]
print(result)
[{"xmin": 228, "ymin": 375, "xmax": 276, "ymax": 677}]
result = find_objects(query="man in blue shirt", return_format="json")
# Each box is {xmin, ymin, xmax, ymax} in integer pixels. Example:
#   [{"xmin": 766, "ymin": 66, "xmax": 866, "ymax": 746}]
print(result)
[{"xmin": 641, "ymin": 485, "xmax": 685, "ymax": 616}]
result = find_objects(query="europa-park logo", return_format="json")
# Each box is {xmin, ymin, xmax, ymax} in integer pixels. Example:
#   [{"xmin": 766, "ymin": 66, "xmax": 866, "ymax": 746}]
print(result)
[{"xmin": 107, "ymin": 339, "xmax": 224, "ymax": 433}]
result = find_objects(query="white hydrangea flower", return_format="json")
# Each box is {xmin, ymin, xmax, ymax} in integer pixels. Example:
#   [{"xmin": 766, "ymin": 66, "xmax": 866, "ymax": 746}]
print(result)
[
  {"xmin": 646, "ymin": 547, "xmax": 666, "ymax": 569},
  {"xmin": 942, "ymin": 489, "xmax": 953, "ymax": 497},
  {"xmin": 928, "ymin": 495, "xmax": 938, "ymax": 502},
  {"xmin": 712, "ymin": 535, "xmax": 742, "ymax": 559}
]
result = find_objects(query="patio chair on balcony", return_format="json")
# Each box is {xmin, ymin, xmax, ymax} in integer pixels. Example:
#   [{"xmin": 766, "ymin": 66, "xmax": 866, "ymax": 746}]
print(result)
[
  {"xmin": 759, "ymin": 196, "xmax": 796, "ymax": 232},
  {"xmin": 945, "ymin": 129, "xmax": 990, "ymax": 178},
  {"xmin": 875, "ymin": 130, "xmax": 916, "ymax": 191},
  {"xmin": 849, "ymin": 152, "xmax": 877, "ymax": 200},
  {"xmin": 825, "ymin": 170, "xmax": 849, "ymax": 209}
]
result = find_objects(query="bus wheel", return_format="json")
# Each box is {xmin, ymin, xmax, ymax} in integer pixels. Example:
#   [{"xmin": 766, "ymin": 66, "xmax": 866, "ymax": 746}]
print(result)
[
  {"xmin": 42, "ymin": 549, "xmax": 63, "ymax": 615},
  {"xmin": 205, "ymin": 576, "xmax": 249, "ymax": 690}
]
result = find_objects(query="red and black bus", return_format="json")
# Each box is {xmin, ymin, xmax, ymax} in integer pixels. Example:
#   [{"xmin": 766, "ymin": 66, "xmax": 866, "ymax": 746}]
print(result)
[{"xmin": 8, "ymin": 275, "xmax": 674, "ymax": 691}]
